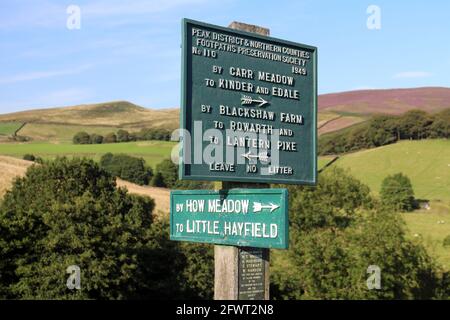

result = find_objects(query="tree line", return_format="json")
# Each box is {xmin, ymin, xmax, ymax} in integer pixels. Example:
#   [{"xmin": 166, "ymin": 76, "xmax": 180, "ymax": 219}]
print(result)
[
  {"xmin": 99, "ymin": 153, "xmax": 212, "ymax": 190},
  {"xmin": 73, "ymin": 128, "xmax": 172, "ymax": 145},
  {"xmin": 319, "ymin": 109, "xmax": 450, "ymax": 155}
]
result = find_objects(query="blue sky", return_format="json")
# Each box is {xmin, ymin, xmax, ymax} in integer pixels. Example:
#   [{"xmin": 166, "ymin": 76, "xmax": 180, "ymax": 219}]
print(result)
[{"xmin": 0, "ymin": 0, "xmax": 449, "ymax": 113}]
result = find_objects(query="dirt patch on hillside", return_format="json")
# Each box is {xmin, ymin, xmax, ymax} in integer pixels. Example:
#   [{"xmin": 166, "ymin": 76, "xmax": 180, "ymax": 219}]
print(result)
[
  {"xmin": 0, "ymin": 156, "xmax": 33, "ymax": 197},
  {"xmin": 116, "ymin": 178, "xmax": 170, "ymax": 216}
]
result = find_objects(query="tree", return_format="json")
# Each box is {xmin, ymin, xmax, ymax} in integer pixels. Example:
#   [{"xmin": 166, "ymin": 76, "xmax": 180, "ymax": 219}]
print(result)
[
  {"xmin": 398, "ymin": 110, "xmax": 433, "ymax": 140},
  {"xmin": 0, "ymin": 158, "xmax": 215, "ymax": 300},
  {"xmin": 271, "ymin": 168, "xmax": 441, "ymax": 300},
  {"xmin": 89, "ymin": 133, "xmax": 104, "ymax": 144},
  {"xmin": 0, "ymin": 158, "xmax": 156, "ymax": 299},
  {"xmin": 116, "ymin": 130, "xmax": 130, "ymax": 143},
  {"xmin": 284, "ymin": 167, "xmax": 373, "ymax": 233},
  {"xmin": 100, "ymin": 153, "xmax": 153, "ymax": 185},
  {"xmin": 72, "ymin": 132, "xmax": 91, "ymax": 144},
  {"xmin": 366, "ymin": 115, "xmax": 398, "ymax": 147},
  {"xmin": 102, "ymin": 133, "xmax": 116, "ymax": 144},
  {"xmin": 153, "ymin": 159, "xmax": 178, "ymax": 188},
  {"xmin": 380, "ymin": 173, "xmax": 415, "ymax": 212}
]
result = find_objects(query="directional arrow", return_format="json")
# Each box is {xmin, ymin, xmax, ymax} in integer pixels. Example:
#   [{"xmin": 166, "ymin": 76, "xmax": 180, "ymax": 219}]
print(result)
[
  {"xmin": 253, "ymin": 202, "xmax": 280, "ymax": 213},
  {"xmin": 241, "ymin": 95, "xmax": 269, "ymax": 108},
  {"xmin": 241, "ymin": 151, "xmax": 270, "ymax": 163}
]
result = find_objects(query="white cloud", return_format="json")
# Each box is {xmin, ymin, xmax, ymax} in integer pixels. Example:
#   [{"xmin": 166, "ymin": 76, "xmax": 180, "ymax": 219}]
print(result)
[
  {"xmin": 0, "ymin": 64, "xmax": 93, "ymax": 85},
  {"xmin": 393, "ymin": 71, "xmax": 433, "ymax": 79}
]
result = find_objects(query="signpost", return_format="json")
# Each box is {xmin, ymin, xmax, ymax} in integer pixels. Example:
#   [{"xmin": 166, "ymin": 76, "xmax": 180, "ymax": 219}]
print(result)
[
  {"xmin": 173, "ymin": 18, "xmax": 318, "ymax": 300},
  {"xmin": 180, "ymin": 18, "xmax": 317, "ymax": 185},
  {"xmin": 170, "ymin": 189, "xmax": 288, "ymax": 249}
]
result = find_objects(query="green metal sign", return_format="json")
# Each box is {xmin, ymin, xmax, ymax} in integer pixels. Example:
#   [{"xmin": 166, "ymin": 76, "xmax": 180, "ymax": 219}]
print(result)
[
  {"xmin": 170, "ymin": 189, "xmax": 288, "ymax": 249},
  {"xmin": 180, "ymin": 19, "xmax": 317, "ymax": 185}
]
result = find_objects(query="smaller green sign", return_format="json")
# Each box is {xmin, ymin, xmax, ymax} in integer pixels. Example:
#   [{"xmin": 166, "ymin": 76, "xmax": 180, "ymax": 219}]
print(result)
[{"xmin": 170, "ymin": 189, "xmax": 288, "ymax": 249}]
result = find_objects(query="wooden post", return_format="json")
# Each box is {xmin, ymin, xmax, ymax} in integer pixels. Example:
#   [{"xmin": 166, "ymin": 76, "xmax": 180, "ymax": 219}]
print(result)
[{"xmin": 213, "ymin": 22, "xmax": 271, "ymax": 301}]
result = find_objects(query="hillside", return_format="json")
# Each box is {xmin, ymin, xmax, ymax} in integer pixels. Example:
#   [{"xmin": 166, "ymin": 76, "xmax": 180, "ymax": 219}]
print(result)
[
  {"xmin": 1, "ymin": 87, "xmax": 449, "ymax": 138},
  {"xmin": 0, "ymin": 155, "xmax": 170, "ymax": 214},
  {"xmin": 0, "ymin": 101, "xmax": 179, "ymax": 130},
  {"xmin": 0, "ymin": 156, "xmax": 34, "ymax": 197},
  {"xmin": 318, "ymin": 87, "xmax": 450, "ymax": 134},
  {"xmin": 332, "ymin": 139, "xmax": 450, "ymax": 202},
  {"xmin": 319, "ymin": 87, "xmax": 450, "ymax": 115}
]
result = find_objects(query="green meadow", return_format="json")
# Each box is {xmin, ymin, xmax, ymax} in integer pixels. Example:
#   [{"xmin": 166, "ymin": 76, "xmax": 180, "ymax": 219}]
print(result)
[
  {"xmin": 401, "ymin": 202, "xmax": 450, "ymax": 271},
  {"xmin": 0, "ymin": 141, "xmax": 176, "ymax": 168},
  {"xmin": 0, "ymin": 122, "xmax": 23, "ymax": 136},
  {"xmin": 332, "ymin": 139, "xmax": 450, "ymax": 202}
]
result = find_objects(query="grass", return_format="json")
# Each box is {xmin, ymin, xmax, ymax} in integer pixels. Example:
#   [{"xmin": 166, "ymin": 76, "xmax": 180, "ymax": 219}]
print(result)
[
  {"xmin": 0, "ymin": 140, "xmax": 176, "ymax": 169},
  {"xmin": 0, "ymin": 122, "xmax": 23, "ymax": 136},
  {"xmin": 18, "ymin": 123, "xmax": 129, "ymax": 142},
  {"xmin": 318, "ymin": 156, "xmax": 336, "ymax": 170},
  {"xmin": 401, "ymin": 202, "xmax": 450, "ymax": 270},
  {"xmin": 333, "ymin": 139, "xmax": 450, "ymax": 202}
]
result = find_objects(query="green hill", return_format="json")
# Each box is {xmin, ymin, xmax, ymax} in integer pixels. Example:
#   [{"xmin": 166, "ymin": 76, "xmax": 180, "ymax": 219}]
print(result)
[
  {"xmin": 0, "ymin": 101, "xmax": 179, "ymax": 142},
  {"xmin": 332, "ymin": 139, "xmax": 450, "ymax": 202}
]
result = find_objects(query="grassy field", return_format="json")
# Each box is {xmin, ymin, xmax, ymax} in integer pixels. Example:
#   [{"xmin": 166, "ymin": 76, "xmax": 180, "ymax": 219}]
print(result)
[
  {"xmin": 0, "ymin": 141, "xmax": 176, "ymax": 168},
  {"xmin": 333, "ymin": 139, "xmax": 450, "ymax": 202},
  {"xmin": 0, "ymin": 122, "xmax": 23, "ymax": 136},
  {"xmin": 401, "ymin": 202, "xmax": 450, "ymax": 270},
  {"xmin": 17, "ymin": 123, "xmax": 130, "ymax": 142}
]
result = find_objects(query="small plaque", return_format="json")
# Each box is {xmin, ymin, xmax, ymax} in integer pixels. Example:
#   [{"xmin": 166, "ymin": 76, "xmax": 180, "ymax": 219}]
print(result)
[{"xmin": 238, "ymin": 248, "xmax": 267, "ymax": 300}]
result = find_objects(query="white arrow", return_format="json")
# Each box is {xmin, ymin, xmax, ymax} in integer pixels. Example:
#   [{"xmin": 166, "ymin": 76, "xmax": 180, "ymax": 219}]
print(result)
[
  {"xmin": 241, "ymin": 151, "xmax": 270, "ymax": 163},
  {"xmin": 253, "ymin": 202, "xmax": 280, "ymax": 213},
  {"xmin": 241, "ymin": 95, "xmax": 269, "ymax": 107}
]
